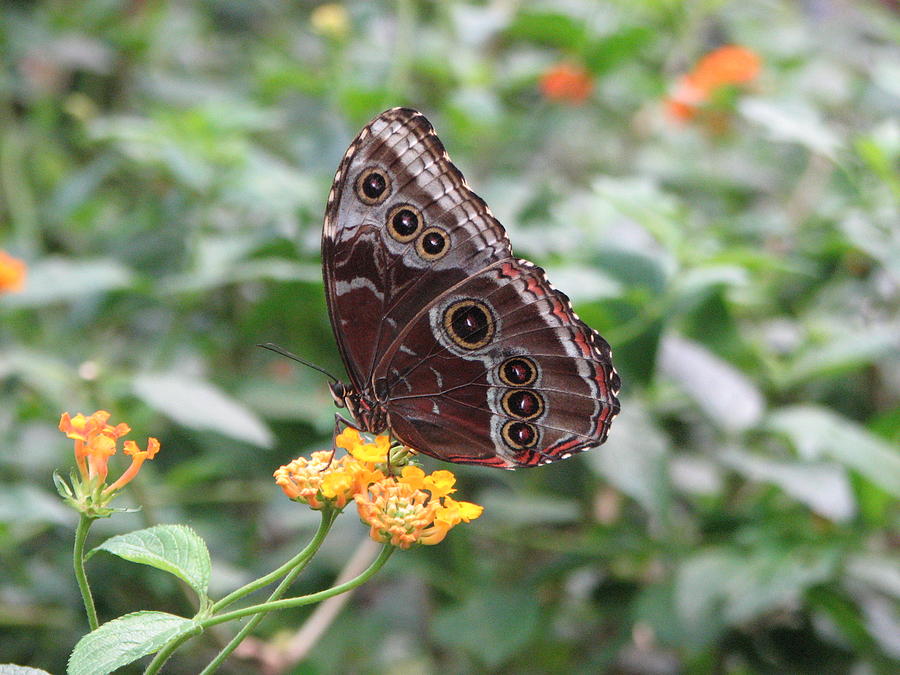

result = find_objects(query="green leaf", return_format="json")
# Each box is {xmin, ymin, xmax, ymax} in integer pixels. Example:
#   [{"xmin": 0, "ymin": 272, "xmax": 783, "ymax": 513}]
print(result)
[
  {"xmin": 767, "ymin": 405, "xmax": 900, "ymax": 497},
  {"xmin": 594, "ymin": 248, "xmax": 668, "ymax": 294},
  {"xmin": 0, "ymin": 349, "xmax": 77, "ymax": 409},
  {"xmin": 659, "ymin": 336, "xmax": 764, "ymax": 432},
  {"xmin": 133, "ymin": 372, "xmax": 273, "ymax": 447},
  {"xmin": 671, "ymin": 265, "xmax": 749, "ymax": 315},
  {"xmin": 584, "ymin": 26, "xmax": 653, "ymax": 75},
  {"xmin": 67, "ymin": 611, "xmax": 199, "ymax": 675},
  {"xmin": 720, "ymin": 448, "xmax": 855, "ymax": 522},
  {"xmin": 587, "ymin": 399, "xmax": 670, "ymax": 518},
  {"xmin": 93, "ymin": 525, "xmax": 211, "ymax": 600},
  {"xmin": 542, "ymin": 265, "xmax": 621, "ymax": 303},
  {"xmin": 505, "ymin": 11, "xmax": 588, "ymax": 49},
  {"xmin": 739, "ymin": 98, "xmax": 841, "ymax": 158},
  {"xmin": 783, "ymin": 325, "xmax": 899, "ymax": 384},
  {"xmin": 477, "ymin": 493, "xmax": 581, "ymax": 527},
  {"xmin": 431, "ymin": 589, "xmax": 540, "ymax": 668},
  {"xmin": 846, "ymin": 554, "xmax": 900, "ymax": 599},
  {"xmin": 675, "ymin": 547, "xmax": 838, "ymax": 651},
  {"xmin": 2, "ymin": 257, "xmax": 132, "ymax": 307}
]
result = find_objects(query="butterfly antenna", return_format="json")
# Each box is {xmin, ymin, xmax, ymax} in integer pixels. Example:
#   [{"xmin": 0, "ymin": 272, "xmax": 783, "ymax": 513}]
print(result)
[{"xmin": 257, "ymin": 342, "xmax": 340, "ymax": 384}]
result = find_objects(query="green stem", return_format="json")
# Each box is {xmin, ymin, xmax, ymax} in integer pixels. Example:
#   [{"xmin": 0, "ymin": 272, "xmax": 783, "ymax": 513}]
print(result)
[
  {"xmin": 211, "ymin": 509, "xmax": 337, "ymax": 613},
  {"xmin": 0, "ymin": 124, "xmax": 40, "ymax": 256},
  {"xmin": 73, "ymin": 513, "xmax": 99, "ymax": 630},
  {"xmin": 145, "ymin": 544, "xmax": 393, "ymax": 675},
  {"xmin": 143, "ymin": 623, "xmax": 204, "ymax": 675},
  {"xmin": 199, "ymin": 512, "xmax": 338, "ymax": 674},
  {"xmin": 203, "ymin": 545, "xmax": 394, "ymax": 628}
]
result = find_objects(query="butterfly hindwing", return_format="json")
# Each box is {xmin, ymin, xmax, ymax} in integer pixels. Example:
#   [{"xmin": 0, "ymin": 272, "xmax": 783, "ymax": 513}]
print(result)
[{"xmin": 375, "ymin": 259, "xmax": 620, "ymax": 468}]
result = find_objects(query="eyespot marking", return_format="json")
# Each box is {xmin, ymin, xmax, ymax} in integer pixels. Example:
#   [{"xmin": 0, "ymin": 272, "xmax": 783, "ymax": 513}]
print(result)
[
  {"xmin": 502, "ymin": 389, "xmax": 544, "ymax": 421},
  {"xmin": 443, "ymin": 299, "xmax": 495, "ymax": 350},
  {"xmin": 501, "ymin": 420, "xmax": 538, "ymax": 450},
  {"xmin": 387, "ymin": 204, "xmax": 423, "ymax": 243},
  {"xmin": 416, "ymin": 227, "xmax": 449, "ymax": 260},
  {"xmin": 356, "ymin": 167, "xmax": 391, "ymax": 205},
  {"xmin": 498, "ymin": 357, "xmax": 538, "ymax": 387}
]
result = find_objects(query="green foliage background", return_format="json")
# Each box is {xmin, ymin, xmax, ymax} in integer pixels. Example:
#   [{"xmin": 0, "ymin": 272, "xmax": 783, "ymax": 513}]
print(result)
[{"xmin": 1, "ymin": 1, "xmax": 898, "ymax": 673}]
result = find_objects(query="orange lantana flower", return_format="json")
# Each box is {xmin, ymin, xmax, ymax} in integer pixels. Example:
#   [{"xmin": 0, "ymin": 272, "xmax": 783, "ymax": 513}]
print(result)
[
  {"xmin": 355, "ymin": 463, "xmax": 482, "ymax": 549},
  {"xmin": 354, "ymin": 479, "xmax": 437, "ymax": 549},
  {"xmin": 275, "ymin": 432, "xmax": 483, "ymax": 547},
  {"xmin": 335, "ymin": 427, "xmax": 390, "ymax": 464},
  {"xmin": 274, "ymin": 450, "xmax": 385, "ymax": 511},
  {"xmin": 418, "ymin": 495, "xmax": 484, "ymax": 546},
  {"xmin": 57, "ymin": 411, "xmax": 161, "ymax": 515},
  {"xmin": 59, "ymin": 411, "xmax": 131, "ymax": 484},
  {"xmin": 539, "ymin": 63, "xmax": 594, "ymax": 104},
  {"xmin": 0, "ymin": 250, "xmax": 26, "ymax": 293},
  {"xmin": 665, "ymin": 45, "xmax": 761, "ymax": 121}
]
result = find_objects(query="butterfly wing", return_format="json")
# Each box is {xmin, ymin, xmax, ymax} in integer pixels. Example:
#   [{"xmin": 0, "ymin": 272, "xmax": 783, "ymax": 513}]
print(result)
[
  {"xmin": 373, "ymin": 259, "xmax": 621, "ymax": 468},
  {"xmin": 323, "ymin": 108, "xmax": 512, "ymax": 391},
  {"xmin": 323, "ymin": 107, "xmax": 620, "ymax": 467}
]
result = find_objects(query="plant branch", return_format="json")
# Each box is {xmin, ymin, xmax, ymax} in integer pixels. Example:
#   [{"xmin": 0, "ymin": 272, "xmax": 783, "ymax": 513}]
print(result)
[{"xmin": 73, "ymin": 513, "xmax": 99, "ymax": 631}]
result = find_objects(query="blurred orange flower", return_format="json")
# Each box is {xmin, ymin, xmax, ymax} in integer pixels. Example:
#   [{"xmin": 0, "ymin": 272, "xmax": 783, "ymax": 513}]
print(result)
[
  {"xmin": 0, "ymin": 250, "xmax": 26, "ymax": 293},
  {"xmin": 539, "ymin": 62, "xmax": 594, "ymax": 104},
  {"xmin": 665, "ymin": 45, "xmax": 761, "ymax": 121}
]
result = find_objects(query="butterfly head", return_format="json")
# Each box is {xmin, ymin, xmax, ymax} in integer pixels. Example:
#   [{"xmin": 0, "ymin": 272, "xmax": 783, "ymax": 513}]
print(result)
[
  {"xmin": 329, "ymin": 380, "xmax": 388, "ymax": 434},
  {"xmin": 329, "ymin": 380, "xmax": 352, "ymax": 410}
]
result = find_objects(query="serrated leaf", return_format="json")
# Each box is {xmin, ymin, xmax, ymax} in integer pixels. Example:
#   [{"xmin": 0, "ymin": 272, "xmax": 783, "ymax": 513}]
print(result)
[
  {"xmin": 93, "ymin": 525, "xmax": 211, "ymax": 599},
  {"xmin": 68, "ymin": 611, "xmax": 199, "ymax": 675},
  {"xmin": 767, "ymin": 405, "xmax": 900, "ymax": 496},
  {"xmin": 133, "ymin": 372, "xmax": 273, "ymax": 447}
]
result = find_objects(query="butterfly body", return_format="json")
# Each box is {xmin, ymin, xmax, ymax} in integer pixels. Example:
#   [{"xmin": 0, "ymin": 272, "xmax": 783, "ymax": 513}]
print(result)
[{"xmin": 323, "ymin": 108, "xmax": 620, "ymax": 468}]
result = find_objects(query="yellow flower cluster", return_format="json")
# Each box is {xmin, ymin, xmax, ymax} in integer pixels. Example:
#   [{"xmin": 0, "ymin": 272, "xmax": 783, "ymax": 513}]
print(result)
[
  {"xmin": 274, "ymin": 428, "xmax": 483, "ymax": 549},
  {"xmin": 274, "ymin": 450, "xmax": 382, "ymax": 511}
]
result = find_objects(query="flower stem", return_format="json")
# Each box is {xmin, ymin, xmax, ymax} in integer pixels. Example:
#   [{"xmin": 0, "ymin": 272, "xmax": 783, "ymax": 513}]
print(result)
[
  {"xmin": 73, "ymin": 513, "xmax": 99, "ymax": 630},
  {"xmin": 211, "ymin": 509, "xmax": 338, "ymax": 613},
  {"xmin": 198, "ymin": 511, "xmax": 338, "ymax": 674},
  {"xmin": 145, "ymin": 543, "xmax": 392, "ymax": 675},
  {"xmin": 204, "ymin": 545, "xmax": 394, "ymax": 628}
]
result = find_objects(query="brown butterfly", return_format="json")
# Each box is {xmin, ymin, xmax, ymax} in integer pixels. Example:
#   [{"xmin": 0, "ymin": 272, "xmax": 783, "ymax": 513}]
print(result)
[{"xmin": 322, "ymin": 108, "xmax": 619, "ymax": 468}]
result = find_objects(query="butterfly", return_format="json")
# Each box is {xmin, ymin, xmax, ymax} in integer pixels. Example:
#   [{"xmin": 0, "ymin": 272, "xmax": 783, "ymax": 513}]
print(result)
[{"xmin": 322, "ymin": 108, "xmax": 620, "ymax": 468}]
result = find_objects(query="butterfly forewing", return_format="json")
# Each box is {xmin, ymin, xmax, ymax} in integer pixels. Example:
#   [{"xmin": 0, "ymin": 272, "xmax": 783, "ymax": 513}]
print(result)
[
  {"xmin": 322, "ymin": 108, "xmax": 620, "ymax": 467},
  {"xmin": 323, "ymin": 109, "xmax": 512, "ymax": 389}
]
